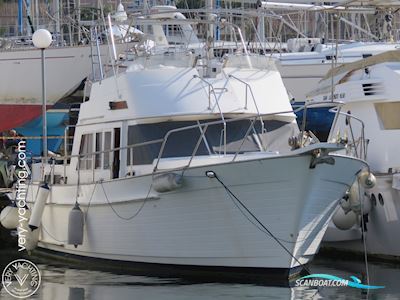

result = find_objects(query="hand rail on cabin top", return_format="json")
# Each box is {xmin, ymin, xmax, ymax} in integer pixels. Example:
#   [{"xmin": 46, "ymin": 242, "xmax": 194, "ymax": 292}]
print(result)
[
  {"xmin": 192, "ymin": 74, "xmax": 227, "ymax": 155},
  {"xmin": 328, "ymin": 106, "xmax": 368, "ymax": 162},
  {"xmin": 227, "ymin": 74, "xmax": 266, "ymax": 148}
]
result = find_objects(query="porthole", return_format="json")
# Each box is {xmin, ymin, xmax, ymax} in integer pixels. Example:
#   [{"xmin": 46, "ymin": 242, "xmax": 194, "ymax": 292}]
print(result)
[{"xmin": 378, "ymin": 193, "xmax": 384, "ymax": 206}]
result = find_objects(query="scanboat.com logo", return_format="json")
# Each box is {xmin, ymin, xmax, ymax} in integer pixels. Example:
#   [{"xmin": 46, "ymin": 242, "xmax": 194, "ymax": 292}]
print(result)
[
  {"xmin": 295, "ymin": 273, "xmax": 384, "ymax": 289},
  {"xmin": 1, "ymin": 259, "xmax": 41, "ymax": 299}
]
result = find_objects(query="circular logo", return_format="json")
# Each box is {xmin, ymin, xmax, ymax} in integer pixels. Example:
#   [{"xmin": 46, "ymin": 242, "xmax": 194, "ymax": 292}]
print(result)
[{"xmin": 1, "ymin": 259, "xmax": 41, "ymax": 299}]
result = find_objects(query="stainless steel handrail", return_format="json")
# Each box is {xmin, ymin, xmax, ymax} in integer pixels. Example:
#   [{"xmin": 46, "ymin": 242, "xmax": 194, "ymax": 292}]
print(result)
[
  {"xmin": 328, "ymin": 107, "xmax": 367, "ymax": 160},
  {"xmin": 192, "ymin": 74, "xmax": 227, "ymax": 154},
  {"xmin": 228, "ymin": 74, "xmax": 265, "ymax": 123},
  {"xmin": 31, "ymin": 102, "xmax": 348, "ymax": 184}
]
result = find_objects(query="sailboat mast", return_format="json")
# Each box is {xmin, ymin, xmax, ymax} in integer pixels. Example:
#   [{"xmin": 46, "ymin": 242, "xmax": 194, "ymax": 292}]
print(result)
[
  {"xmin": 18, "ymin": 0, "xmax": 23, "ymax": 34},
  {"xmin": 206, "ymin": 0, "xmax": 214, "ymax": 41},
  {"xmin": 23, "ymin": 0, "xmax": 35, "ymax": 34},
  {"xmin": 35, "ymin": 0, "xmax": 39, "ymax": 29},
  {"xmin": 77, "ymin": 0, "xmax": 81, "ymax": 42},
  {"xmin": 55, "ymin": 0, "xmax": 61, "ymax": 36}
]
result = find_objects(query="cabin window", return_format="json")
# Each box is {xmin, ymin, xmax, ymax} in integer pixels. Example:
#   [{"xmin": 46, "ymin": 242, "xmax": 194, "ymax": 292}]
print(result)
[
  {"xmin": 126, "ymin": 120, "xmax": 297, "ymax": 165},
  {"xmin": 166, "ymin": 25, "xmax": 182, "ymax": 38},
  {"xmin": 375, "ymin": 102, "xmax": 400, "ymax": 130},
  {"xmin": 126, "ymin": 121, "xmax": 217, "ymax": 165},
  {"xmin": 127, "ymin": 126, "xmax": 134, "ymax": 166},
  {"xmin": 103, "ymin": 131, "xmax": 112, "ymax": 169},
  {"xmin": 145, "ymin": 25, "xmax": 153, "ymax": 35},
  {"xmin": 79, "ymin": 134, "xmax": 93, "ymax": 170},
  {"xmin": 95, "ymin": 132, "xmax": 102, "ymax": 169}
]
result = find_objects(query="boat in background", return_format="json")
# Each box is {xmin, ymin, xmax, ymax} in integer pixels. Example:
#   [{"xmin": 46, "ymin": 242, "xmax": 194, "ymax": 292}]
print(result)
[
  {"xmin": 307, "ymin": 50, "xmax": 400, "ymax": 259},
  {"xmin": 124, "ymin": 3, "xmax": 400, "ymax": 105},
  {"xmin": 251, "ymin": 0, "xmax": 400, "ymax": 102},
  {"xmin": 0, "ymin": 2, "xmax": 136, "ymax": 132},
  {"xmin": 0, "ymin": 45, "xmax": 102, "ymax": 131},
  {"xmin": 276, "ymin": 41, "xmax": 400, "ymax": 102}
]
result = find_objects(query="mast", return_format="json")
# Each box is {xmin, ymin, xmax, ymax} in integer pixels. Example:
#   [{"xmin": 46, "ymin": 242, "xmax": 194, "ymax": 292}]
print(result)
[
  {"xmin": 215, "ymin": 0, "xmax": 220, "ymax": 40},
  {"xmin": 55, "ymin": 0, "xmax": 61, "ymax": 36},
  {"xmin": 35, "ymin": 0, "xmax": 39, "ymax": 29},
  {"xmin": 18, "ymin": 0, "xmax": 23, "ymax": 34},
  {"xmin": 24, "ymin": 0, "xmax": 35, "ymax": 34},
  {"xmin": 206, "ymin": 0, "xmax": 214, "ymax": 42},
  {"xmin": 77, "ymin": 0, "xmax": 81, "ymax": 42}
]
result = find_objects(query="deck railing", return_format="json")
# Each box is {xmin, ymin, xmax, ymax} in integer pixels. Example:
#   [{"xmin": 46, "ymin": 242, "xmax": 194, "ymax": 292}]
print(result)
[
  {"xmin": 192, "ymin": 74, "xmax": 227, "ymax": 155},
  {"xmin": 329, "ymin": 106, "xmax": 367, "ymax": 161},
  {"xmin": 20, "ymin": 101, "xmax": 368, "ymax": 185},
  {"xmin": 8, "ymin": 101, "xmax": 368, "ymax": 186}
]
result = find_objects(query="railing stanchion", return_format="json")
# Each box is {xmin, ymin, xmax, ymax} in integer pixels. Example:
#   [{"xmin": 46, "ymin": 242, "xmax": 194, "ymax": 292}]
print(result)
[
  {"xmin": 64, "ymin": 127, "xmax": 68, "ymax": 180},
  {"xmin": 193, "ymin": 75, "xmax": 226, "ymax": 148},
  {"xmin": 92, "ymin": 153, "xmax": 95, "ymax": 182}
]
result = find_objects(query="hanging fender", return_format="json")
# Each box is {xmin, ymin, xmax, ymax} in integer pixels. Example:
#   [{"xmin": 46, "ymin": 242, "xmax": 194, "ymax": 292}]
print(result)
[
  {"xmin": 68, "ymin": 202, "xmax": 84, "ymax": 248},
  {"xmin": 28, "ymin": 183, "xmax": 50, "ymax": 231},
  {"xmin": 152, "ymin": 173, "xmax": 183, "ymax": 193}
]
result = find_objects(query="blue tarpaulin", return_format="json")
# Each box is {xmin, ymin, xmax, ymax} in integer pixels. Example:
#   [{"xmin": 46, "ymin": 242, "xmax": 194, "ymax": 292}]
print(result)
[{"xmin": 15, "ymin": 111, "xmax": 68, "ymax": 156}]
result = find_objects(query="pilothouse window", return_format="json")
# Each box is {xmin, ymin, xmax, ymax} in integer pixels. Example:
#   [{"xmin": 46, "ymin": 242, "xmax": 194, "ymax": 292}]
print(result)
[
  {"xmin": 126, "ymin": 120, "xmax": 297, "ymax": 166},
  {"xmin": 95, "ymin": 132, "xmax": 102, "ymax": 169},
  {"xmin": 79, "ymin": 134, "xmax": 93, "ymax": 170},
  {"xmin": 103, "ymin": 131, "xmax": 112, "ymax": 169}
]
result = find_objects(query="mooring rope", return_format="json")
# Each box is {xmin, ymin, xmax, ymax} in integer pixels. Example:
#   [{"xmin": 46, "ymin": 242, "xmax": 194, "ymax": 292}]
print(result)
[
  {"xmin": 207, "ymin": 170, "xmax": 312, "ymax": 275},
  {"xmin": 100, "ymin": 180, "xmax": 153, "ymax": 221},
  {"xmin": 359, "ymin": 176, "xmax": 370, "ymax": 291}
]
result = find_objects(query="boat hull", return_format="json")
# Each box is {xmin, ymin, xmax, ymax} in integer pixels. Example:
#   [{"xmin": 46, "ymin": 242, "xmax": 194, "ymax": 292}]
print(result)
[
  {"xmin": 323, "ymin": 174, "xmax": 400, "ymax": 259},
  {"xmin": 33, "ymin": 247, "xmax": 305, "ymax": 284},
  {"xmin": 0, "ymin": 46, "xmax": 93, "ymax": 103},
  {"xmin": 0, "ymin": 104, "xmax": 47, "ymax": 132},
  {"xmin": 27, "ymin": 152, "xmax": 364, "ymax": 275},
  {"xmin": 0, "ymin": 43, "xmax": 128, "ymax": 131},
  {"xmin": 278, "ymin": 62, "xmax": 329, "ymax": 101}
]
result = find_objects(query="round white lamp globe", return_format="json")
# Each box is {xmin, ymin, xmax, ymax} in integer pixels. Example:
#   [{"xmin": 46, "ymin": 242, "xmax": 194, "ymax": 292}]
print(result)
[{"xmin": 32, "ymin": 29, "xmax": 52, "ymax": 49}]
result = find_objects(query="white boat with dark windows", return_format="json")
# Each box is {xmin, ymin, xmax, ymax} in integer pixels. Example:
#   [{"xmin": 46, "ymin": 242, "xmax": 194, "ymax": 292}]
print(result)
[
  {"xmin": 201, "ymin": 0, "xmax": 400, "ymax": 102},
  {"xmin": 307, "ymin": 50, "xmax": 400, "ymax": 259},
  {"xmin": 124, "ymin": 4, "xmax": 400, "ymax": 104},
  {"xmin": 0, "ymin": 15, "xmax": 368, "ymax": 281},
  {"xmin": 276, "ymin": 41, "xmax": 400, "ymax": 102}
]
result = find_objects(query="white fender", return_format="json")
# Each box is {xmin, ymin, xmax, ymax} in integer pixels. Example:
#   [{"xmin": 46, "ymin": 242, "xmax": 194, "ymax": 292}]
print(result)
[
  {"xmin": 19, "ymin": 221, "xmax": 39, "ymax": 251},
  {"xmin": 339, "ymin": 197, "xmax": 351, "ymax": 213},
  {"xmin": 68, "ymin": 203, "xmax": 84, "ymax": 248},
  {"xmin": 153, "ymin": 173, "xmax": 183, "ymax": 192},
  {"xmin": 29, "ymin": 183, "xmax": 50, "ymax": 230},
  {"xmin": 25, "ymin": 227, "xmax": 40, "ymax": 251},
  {"xmin": 0, "ymin": 203, "xmax": 19, "ymax": 229},
  {"xmin": 358, "ymin": 170, "xmax": 376, "ymax": 189},
  {"xmin": 332, "ymin": 206, "xmax": 357, "ymax": 230},
  {"xmin": 349, "ymin": 181, "xmax": 364, "ymax": 214}
]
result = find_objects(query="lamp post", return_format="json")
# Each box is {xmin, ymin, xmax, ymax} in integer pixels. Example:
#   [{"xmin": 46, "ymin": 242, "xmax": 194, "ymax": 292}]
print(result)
[{"xmin": 32, "ymin": 29, "xmax": 52, "ymax": 162}]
